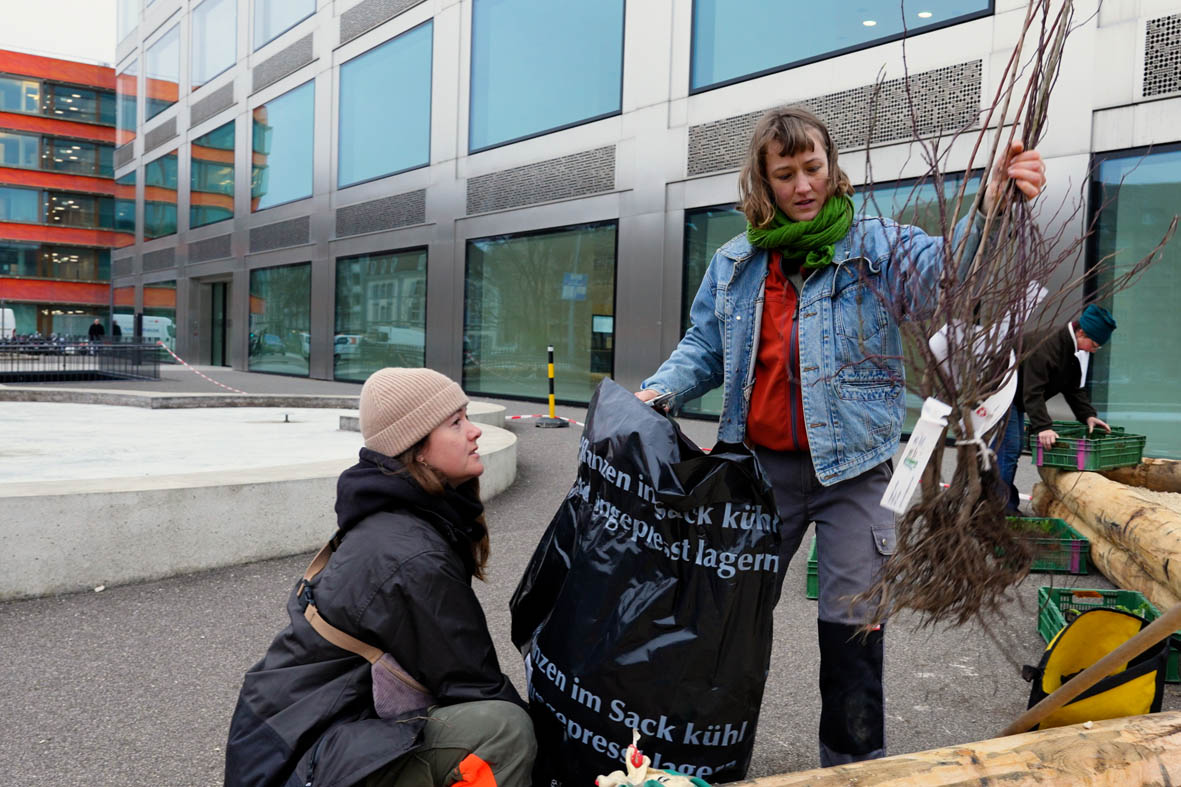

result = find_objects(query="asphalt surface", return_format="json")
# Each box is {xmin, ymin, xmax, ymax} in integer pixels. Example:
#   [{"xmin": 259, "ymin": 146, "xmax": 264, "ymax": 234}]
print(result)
[{"xmin": 3, "ymin": 364, "xmax": 1174, "ymax": 785}]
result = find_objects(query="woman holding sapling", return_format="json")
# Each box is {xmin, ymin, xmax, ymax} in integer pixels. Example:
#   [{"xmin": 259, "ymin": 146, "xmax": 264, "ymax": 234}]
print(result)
[{"xmin": 636, "ymin": 106, "xmax": 1045, "ymax": 765}]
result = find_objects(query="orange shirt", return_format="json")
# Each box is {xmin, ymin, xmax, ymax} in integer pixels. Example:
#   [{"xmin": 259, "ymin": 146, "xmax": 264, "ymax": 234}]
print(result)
[{"xmin": 747, "ymin": 251, "xmax": 809, "ymax": 452}]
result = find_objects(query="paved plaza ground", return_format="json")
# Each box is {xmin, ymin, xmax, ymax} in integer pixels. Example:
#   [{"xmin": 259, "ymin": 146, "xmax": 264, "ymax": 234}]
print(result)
[{"xmin": 1, "ymin": 364, "xmax": 1172, "ymax": 785}]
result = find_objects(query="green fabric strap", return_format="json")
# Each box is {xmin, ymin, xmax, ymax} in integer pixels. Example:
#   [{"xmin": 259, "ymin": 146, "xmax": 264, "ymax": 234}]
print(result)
[{"xmin": 745, "ymin": 194, "xmax": 854, "ymax": 269}]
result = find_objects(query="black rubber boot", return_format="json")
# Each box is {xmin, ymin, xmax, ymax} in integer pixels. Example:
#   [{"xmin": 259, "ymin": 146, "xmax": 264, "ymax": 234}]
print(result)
[{"xmin": 817, "ymin": 618, "xmax": 885, "ymax": 767}]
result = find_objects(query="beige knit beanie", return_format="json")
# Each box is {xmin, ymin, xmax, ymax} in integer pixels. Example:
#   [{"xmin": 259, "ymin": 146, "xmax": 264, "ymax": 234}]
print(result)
[{"xmin": 359, "ymin": 367, "xmax": 470, "ymax": 458}]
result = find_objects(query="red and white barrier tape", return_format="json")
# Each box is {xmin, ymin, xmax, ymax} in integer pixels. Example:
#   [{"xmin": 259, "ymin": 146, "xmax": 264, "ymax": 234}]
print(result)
[
  {"xmin": 155, "ymin": 341, "xmax": 249, "ymax": 395},
  {"xmin": 507, "ymin": 413, "xmax": 585, "ymax": 428}
]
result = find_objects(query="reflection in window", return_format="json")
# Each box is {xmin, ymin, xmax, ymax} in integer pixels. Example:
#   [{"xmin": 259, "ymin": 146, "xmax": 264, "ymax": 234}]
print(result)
[
  {"xmin": 144, "ymin": 151, "xmax": 178, "ymax": 238},
  {"xmin": 855, "ymin": 171, "xmax": 982, "ymax": 430},
  {"xmin": 0, "ymin": 131, "xmax": 39, "ymax": 169},
  {"xmin": 114, "ymin": 171, "xmax": 136, "ymax": 247},
  {"xmin": 0, "ymin": 76, "xmax": 41, "ymax": 114},
  {"xmin": 254, "ymin": 0, "xmax": 315, "ymax": 50},
  {"xmin": 191, "ymin": 120, "xmax": 235, "ymax": 228},
  {"xmin": 851, "ymin": 171, "xmax": 982, "ymax": 235},
  {"xmin": 144, "ymin": 279, "xmax": 178, "ymax": 355},
  {"xmin": 113, "ymin": 285, "xmax": 135, "ymax": 334},
  {"xmin": 0, "ymin": 186, "xmax": 42, "ymax": 223},
  {"xmin": 252, "ymin": 81, "xmax": 314, "ymax": 211},
  {"xmin": 469, "ymin": 0, "xmax": 623, "ymax": 151},
  {"xmin": 116, "ymin": 61, "xmax": 138, "ymax": 146},
  {"xmin": 1090, "ymin": 146, "xmax": 1181, "ymax": 458},
  {"xmin": 338, "ymin": 22, "xmax": 432, "ymax": 187},
  {"xmin": 193, "ymin": 0, "xmax": 237, "ymax": 88},
  {"xmin": 249, "ymin": 263, "xmax": 311, "ymax": 376},
  {"xmin": 691, "ymin": 0, "xmax": 992, "ymax": 91},
  {"xmin": 464, "ymin": 222, "xmax": 617, "ymax": 403},
  {"xmin": 334, "ymin": 249, "xmax": 428, "ymax": 381},
  {"xmin": 145, "ymin": 24, "xmax": 181, "ymax": 120},
  {"xmin": 681, "ymin": 206, "xmax": 746, "ymax": 416},
  {"xmin": 117, "ymin": 0, "xmax": 139, "ymax": 41}
]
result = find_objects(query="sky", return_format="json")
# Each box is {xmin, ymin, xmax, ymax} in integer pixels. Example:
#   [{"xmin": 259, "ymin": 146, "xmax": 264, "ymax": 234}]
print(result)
[{"xmin": 0, "ymin": 0, "xmax": 117, "ymax": 66}]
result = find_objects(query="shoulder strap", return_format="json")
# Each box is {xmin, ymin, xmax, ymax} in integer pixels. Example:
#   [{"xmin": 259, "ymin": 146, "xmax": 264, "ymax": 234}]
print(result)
[{"xmin": 297, "ymin": 538, "xmax": 384, "ymax": 665}]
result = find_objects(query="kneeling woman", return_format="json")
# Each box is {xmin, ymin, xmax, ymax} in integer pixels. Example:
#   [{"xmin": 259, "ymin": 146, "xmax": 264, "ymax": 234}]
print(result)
[{"xmin": 225, "ymin": 368, "xmax": 534, "ymax": 787}]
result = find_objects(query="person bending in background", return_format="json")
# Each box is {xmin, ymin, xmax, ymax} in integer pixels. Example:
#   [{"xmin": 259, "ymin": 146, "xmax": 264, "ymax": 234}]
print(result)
[{"xmin": 995, "ymin": 303, "xmax": 1117, "ymax": 513}]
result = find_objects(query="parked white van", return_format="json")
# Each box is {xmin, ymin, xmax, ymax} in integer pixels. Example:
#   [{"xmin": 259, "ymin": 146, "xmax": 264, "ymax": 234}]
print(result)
[{"xmin": 113, "ymin": 314, "xmax": 176, "ymax": 351}]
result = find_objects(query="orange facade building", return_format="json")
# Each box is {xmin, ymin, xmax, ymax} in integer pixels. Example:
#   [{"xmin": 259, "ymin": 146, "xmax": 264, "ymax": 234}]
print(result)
[{"xmin": 0, "ymin": 49, "xmax": 131, "ymax": 337}]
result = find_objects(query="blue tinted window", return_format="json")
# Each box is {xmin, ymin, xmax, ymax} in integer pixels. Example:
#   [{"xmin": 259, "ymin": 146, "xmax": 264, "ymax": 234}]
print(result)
[
  {"xmin": 339, "ymin": 22, "xmax": 432, "ymax": 187},
  {"xmin": 254, "ymin": 0, "xmax": 315, "ymax": 50},
  {"xmin": 191, "ymin": 120, "xmax": 235, "ymax": 228},
  {"xmin": 469, "ymin": 0, "xmax": 623, "ymax": 151},
  {"xmin": 193, "ymin": 0, "xmax": 237, "ymax": 89},
  {"xmin": 852, "ymin": 171, "xmax": 982, "ymax": 236},
  {"xmin": 680, "ymin": 206, "xmax": 746, "ymax": 417},
  {"xmin": 118, "ymin": 0, "xmax": 139, "ymax": 41},
  {"xmin": 251, "ymin": 81, "xmax": 314, "ymax": 211},
  {"xmin": 145, "ymin": 24, "xmax": 180, "ymax": 119},
  {"xmin": 115, "ymin": 171, "xmax": 136, "ymax": 244},
  {"xmin": 691, "ymin": 0, "xmax": 991, "ymax": 91},
  {"xmin": 117, "ymin": 61, "xmax": 138, "ymax": 145},
  {"xmin": 0, "ymin": 131, "xmax": 39, "ymax": 168},
  {"xmin": 0, "ymin": 186, "xmax": 42, "ymax": 223},
  {"xmin": 1090, "ymin": 147, "xmax": 1181, "ymax": 458}
]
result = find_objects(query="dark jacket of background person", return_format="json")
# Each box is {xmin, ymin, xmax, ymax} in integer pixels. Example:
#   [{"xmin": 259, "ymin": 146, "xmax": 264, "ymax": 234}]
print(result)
[
  {"xmin": 224, "ymin": 448, "xmax": 522, "ymax": 787},
  {"xmin": 1019, "ymin": 323, "xmax": 1097, "ymax": 434},
  {"xmin": 87, "ymin": 321, "xmax": 104, "ymax": 341}
]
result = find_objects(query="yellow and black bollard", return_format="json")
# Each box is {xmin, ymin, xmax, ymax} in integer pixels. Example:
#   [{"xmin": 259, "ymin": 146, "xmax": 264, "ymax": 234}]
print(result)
[{"xmin": 536, "ymin": 345, "xmax": 568, "ymax": 428}]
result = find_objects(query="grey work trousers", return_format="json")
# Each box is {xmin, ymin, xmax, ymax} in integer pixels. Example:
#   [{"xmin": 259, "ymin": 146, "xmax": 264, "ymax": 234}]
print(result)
[
  {"xmin": 364, "ymin": 700, "xmax": 536, "ymax": 787},
  {"xmin": 755, "ymin": 448, "xmax": 895, "ymax": 767}
]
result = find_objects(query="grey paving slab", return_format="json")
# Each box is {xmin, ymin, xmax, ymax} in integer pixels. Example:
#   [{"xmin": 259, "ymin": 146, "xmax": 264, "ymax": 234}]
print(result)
[{"xmin": 0, "ymin": 372, "xmax": 1169, "ymax": 785}]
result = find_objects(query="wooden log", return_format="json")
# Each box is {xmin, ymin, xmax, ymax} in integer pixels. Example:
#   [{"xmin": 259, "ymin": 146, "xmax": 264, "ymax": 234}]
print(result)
[
  {"xmin": 1039, "ymin": 468, "xmax": 1181, "ymax": 599},
  {"xmin": 1102, "ymin": 458, "xmax": 1181, "ymax": 493},
  {"xmin": 727, "ymin": 712, "xmax": 1181, "ymax": 786},
  {"xmin": 1032, "ymin": 483, "xmax": 1181, "ymax": 610},
  {"xmin": 1042, "ymin": 496, "xmax": 1180, "ymax": 610}
]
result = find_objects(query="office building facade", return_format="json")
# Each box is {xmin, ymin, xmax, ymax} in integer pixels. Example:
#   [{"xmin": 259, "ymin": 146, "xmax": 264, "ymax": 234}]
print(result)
[
  {"xmin": 0, "ymin": 50, "xmax": 130, "ymax": 337},
  {"xmin": 114, "ymin": 0, "xmax": 1180, "ymax": 454}
]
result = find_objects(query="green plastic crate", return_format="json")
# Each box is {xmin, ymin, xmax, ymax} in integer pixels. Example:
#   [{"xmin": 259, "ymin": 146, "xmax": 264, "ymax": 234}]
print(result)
[
  {"xmin": 1037, "ymin": 586, "xmax": 1179, "ymax": 683},
  {"xmin": 1007, "ymin": 517, "xmax": 1090, "ymax": 575},
  {"xmin": 1026, "ymin": 421, "xmax": 1145, "ymax": 472},
  {"xmin": 805, "ymin": 536, "xmax": 818, "ymax": 600}
]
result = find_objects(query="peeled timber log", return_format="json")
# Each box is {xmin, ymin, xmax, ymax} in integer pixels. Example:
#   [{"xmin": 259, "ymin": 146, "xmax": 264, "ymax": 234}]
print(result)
[
  {"xmin": 728, "ymin": 712, "xmax": 1181, "ymax": 786},
  {"xmin": 1102, "ymin": 458, "xmax": 1181, "ymax": 494},
  {"xmin": 1031, "ymin": 485, "xmax": 1181, "ymax": 610},
  {"xmin": 1038, "ymin": 468, "xmax": 1181, "ymax": 600}
]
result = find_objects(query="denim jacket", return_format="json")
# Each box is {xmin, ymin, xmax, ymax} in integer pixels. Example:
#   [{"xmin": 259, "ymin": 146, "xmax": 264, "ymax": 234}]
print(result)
[{"xmin": 643, "ymin": 213, "xmax": 984, "ymax": 486}]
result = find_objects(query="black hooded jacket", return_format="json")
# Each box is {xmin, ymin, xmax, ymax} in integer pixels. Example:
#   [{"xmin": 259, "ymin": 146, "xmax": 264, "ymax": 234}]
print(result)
[
  {"xmin": 224, "ymin": 449, "xmax": 522, "ymax": 787},
  {"xmin": 1019, "ymin": 323, "xmax": 1097, "ymax": 434}
]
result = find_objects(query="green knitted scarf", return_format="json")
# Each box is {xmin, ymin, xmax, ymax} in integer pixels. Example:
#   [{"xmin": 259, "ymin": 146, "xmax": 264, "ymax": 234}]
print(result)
[{"xmin": 746, "ymin": 194, "xmax": 854, "ymax": 269}]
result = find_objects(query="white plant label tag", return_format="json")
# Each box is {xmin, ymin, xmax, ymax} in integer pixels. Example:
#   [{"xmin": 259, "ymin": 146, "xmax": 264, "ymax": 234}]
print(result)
[{"xmin": 880, "ymin": 397, "xmax": 953, "ymax": 514}]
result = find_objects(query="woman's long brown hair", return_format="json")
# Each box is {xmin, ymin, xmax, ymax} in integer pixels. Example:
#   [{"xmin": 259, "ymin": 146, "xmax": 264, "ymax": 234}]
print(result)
[{"xmin": 386, "ymin": 441, "xmax": 491, "ymax": 581}]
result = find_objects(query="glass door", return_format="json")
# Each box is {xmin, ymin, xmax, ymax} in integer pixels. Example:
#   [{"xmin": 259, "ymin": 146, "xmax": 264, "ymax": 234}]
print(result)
[{"xmin": 210, "ymin": 281, "xmax": 228, "ymax": 366}]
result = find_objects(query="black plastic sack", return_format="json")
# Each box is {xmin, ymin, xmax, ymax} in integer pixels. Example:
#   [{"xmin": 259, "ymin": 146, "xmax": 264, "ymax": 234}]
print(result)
[{"xmin": 510, "ymin": 379, "xmax": 782, "ymax": 785}]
